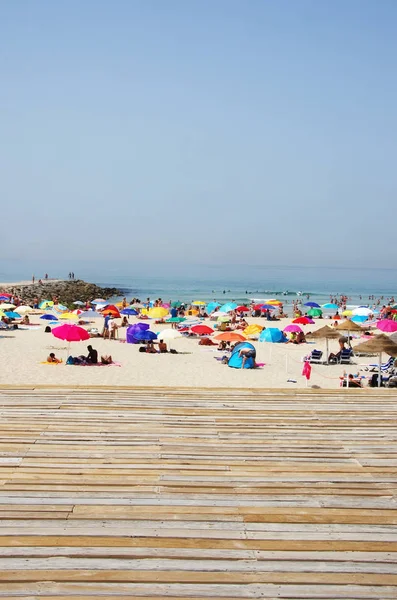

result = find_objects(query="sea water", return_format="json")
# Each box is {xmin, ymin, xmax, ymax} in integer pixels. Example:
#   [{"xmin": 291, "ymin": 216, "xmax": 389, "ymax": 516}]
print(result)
[{"xmin": 1, "ymin": 262, "xmax": 396, "ymax": 307}]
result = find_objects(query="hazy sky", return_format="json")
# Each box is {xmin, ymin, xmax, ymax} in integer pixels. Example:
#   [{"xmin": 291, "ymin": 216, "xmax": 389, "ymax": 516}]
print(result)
[{"xmin": 1, "ymin": 0, "xmax": 396, "ymax": 268}]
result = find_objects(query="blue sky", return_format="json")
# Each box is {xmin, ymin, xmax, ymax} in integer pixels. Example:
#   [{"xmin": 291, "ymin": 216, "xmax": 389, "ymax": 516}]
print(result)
[{"xmin": 1, "ymin": 0, "xmax": 396, "ymax": 269}]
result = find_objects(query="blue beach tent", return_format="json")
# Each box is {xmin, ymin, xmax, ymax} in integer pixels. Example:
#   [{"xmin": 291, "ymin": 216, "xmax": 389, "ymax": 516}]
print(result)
[
  {"xmin": 228, "ymin": 342, "xmax": 256, "ymax": 369},
  {"xmin": 259, "ymin": 328, "xmax": 286, "ymax": 343}
]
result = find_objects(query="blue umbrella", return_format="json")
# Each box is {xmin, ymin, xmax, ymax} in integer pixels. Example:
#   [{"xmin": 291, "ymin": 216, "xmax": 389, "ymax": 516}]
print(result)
[
  {"xmin": 304, "ymin": 302, "xmax": 320, "ymax": 308},
  {"xmin": 121, "ymin": 308, "xmax": 138, "ymax": 316},
  {"xmin": 40, "ymin": 314, "xmax": 58, "ymax": 321},
  {"xmin": 132, "ymin": 329, "xmax": 157, "ymax": 342},
  {"xmin": 322, "ymin": 303, "xmax": 339, "ymax": 310},
  {"xmin": 260, "ymin": 304, "xmax": 277, "ymax": 310},
  {"xmin": 4, "ymin": 311, "xmax": 21, "ymax": 319},
  {"xmin": 0, "ymin": 296, "xmax": 9, "ymax": 301},
  {"xmin": 351, "ymin": 315, "xmax": 368, "ymax": 323},
  {"xmin": 219, "ymin": 303, "xmax": 238, "ymax": 313},
  {"xmin": 207, "ymin": 302, "xmax": 220, "ymax": 314},
  {"xmin": 259, "ymin": 328, "xmax": 286, "ymax": 343}
]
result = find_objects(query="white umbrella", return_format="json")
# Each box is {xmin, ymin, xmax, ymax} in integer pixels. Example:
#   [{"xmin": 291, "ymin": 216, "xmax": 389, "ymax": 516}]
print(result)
[
  {"xmin": 73, "ymin": 301, "xmax": 85, "ymax": 306},
  {"xmin": 156, "ymin": 328, "xmax": 183, "ymax": 349},
  {"xmin": 0, "ymin": 303, "xmax": 15, "ymax": 310},
  {"xmin": 14, "ymin": 305, "xmax": 32, "ymax": 314},
  {"xmin": 78, "ymin": 310, "xmax": 102, "ymax": 319},
  {"xmin": 352, "ymin": 307, "xmax": 372, "ymax": 316}
]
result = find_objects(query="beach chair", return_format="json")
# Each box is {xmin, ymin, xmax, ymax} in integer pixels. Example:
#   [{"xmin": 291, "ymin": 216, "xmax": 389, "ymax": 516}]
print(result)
[
  {"xmin": 363, "ymin": 356, "xmax": 394, "ymax": 373},
  {"xmin": 338, "ymin": 348, "xmax": 353, "ymax": 365},
  {"xmin": 308, "ymin": 349, "xmax": 323, "ymax": 364}
]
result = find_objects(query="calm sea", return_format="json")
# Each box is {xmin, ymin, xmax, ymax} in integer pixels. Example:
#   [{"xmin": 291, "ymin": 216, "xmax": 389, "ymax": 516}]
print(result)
[{"xmin": 1, "ymin": 263, "xmax": 396, "ymax": 306}]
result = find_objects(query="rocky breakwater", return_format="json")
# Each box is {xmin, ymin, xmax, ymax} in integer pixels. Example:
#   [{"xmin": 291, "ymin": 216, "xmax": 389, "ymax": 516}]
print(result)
[{"xmin": 3, "ymin": 280, "xmax": 122, "ymax": 306}]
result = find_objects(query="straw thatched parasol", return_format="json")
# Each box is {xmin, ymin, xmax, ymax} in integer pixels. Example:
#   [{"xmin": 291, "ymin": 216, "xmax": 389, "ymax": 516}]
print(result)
[
  {"xmin": 335, "ymin": 320, "xmax": 362, "ymax": 332},
  {"xmin": 352, "ymin": 335, "xmax": 397, "ymax": 387},
  {"xmin": 307, "ymin": 326, "xmax": 341, "ymax": 364}
]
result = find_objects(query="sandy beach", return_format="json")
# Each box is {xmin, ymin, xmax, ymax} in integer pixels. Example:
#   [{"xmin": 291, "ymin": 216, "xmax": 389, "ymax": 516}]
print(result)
[{"xmin": 0, "ymin": 313, "xmax": 373, "ymax": 389}]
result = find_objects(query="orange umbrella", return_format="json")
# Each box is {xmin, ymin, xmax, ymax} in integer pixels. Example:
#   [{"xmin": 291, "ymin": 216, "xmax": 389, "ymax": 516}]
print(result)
[
  {"xmin": 102, "ymin": 304, "xmax": 121, "ymax": 318},
  {"xmin": 214, "ymin": 332, "xmax": 246, "ymax": 342}
]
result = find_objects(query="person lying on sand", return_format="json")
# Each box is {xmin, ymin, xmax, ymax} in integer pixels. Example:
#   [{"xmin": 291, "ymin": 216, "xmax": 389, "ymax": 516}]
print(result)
[{"xmin": 47, "ymin": 352, "xmax": 61, "ymax": 363}]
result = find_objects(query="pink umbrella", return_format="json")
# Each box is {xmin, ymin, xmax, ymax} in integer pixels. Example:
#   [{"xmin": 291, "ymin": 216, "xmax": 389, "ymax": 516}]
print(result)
[
  {"xmin": 377, "ymin": 320, "xmax": 397, "ymax": 333},
  {"xmin": 284, "ymin": 324, "xmax": 303, "ymax": 333},
  {"xmin": 52, "ymin": 324, "xmax": 90, "ymax": 358}
]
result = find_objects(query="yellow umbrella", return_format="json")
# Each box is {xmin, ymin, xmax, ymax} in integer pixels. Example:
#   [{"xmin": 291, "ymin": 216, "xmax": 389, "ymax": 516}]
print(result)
[
  {"xmin": 0, "ymin": 303, "xmax": 15, "ymax": 310},
  {"xmin": 244, "ymin": 324, "xmax": 263, "ymax": 336},
  {"xmin": 115, "ymin": 302, "xmax": 124, "ymax": 308},
  {"xmin": 148, "ymin": 307, "xmax": 169, "ymax": 319},
  {"xmin": 192, "ymin": 301, "xmax": 206, "ymax": 306},
  {"xmin": 59, "ymin": 312, "xmax": 79, "ymax": 320},
  {"xmin": 342, "ymin": 310, "xmax": 353, "ymax": 317},
  {"xmin": 267, "ymin": 300, "xmax": 282, "ymax": 306},
  {"xmin": 0, "ymin": 311, "xmax": 5, "ymax": 318}
]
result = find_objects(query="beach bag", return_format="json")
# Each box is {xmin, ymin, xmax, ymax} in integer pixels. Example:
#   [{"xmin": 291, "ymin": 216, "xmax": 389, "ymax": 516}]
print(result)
[
  {"xmin": 45, "ymin": 326, "xmax": 51, "ymax": 333},
  {"xmin": 66, "ymin": 356, "xmax": 74, "ymax": 365}
]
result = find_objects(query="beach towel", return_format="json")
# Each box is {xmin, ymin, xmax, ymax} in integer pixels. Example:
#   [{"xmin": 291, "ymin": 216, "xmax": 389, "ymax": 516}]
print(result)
[
  {"xmin": 40, "ymin": 361, "xmax": 63, "ymax": 365},
  {"xmin": 67, "ymin": 362, "xmax": 122, "ymax": 367}
]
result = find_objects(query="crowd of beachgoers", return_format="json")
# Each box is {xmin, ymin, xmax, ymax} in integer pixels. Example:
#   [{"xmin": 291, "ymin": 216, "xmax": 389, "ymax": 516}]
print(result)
[{"xmin": 1, "ymin": 285, "xmax": 397, "ymax": 389}]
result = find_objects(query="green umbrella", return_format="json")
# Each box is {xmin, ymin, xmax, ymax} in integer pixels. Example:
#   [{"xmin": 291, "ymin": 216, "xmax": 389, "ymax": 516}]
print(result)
[
  {"xmin": 166, "ymin": 317, "xmax": 186, "ymax": 323},
  {"xmin": 307, "ymin": 308, "xmax": 323, "ymax": 317},
  {"xmin": 171, "ymin": 301, "xmax": 182, "ymax": 308}
]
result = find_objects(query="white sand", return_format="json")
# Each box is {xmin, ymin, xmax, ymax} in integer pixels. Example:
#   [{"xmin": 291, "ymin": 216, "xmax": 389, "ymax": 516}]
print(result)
[{"xmin": 0, "ymin": 316, "xmax": 366, "ymax": 389}]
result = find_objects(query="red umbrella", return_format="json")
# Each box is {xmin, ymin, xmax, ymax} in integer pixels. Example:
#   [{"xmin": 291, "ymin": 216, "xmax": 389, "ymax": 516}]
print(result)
[
  {"xmin": 293, "ymin": 317, "xmax": 314, "ymax": 325},
  {"xmin": 191, "ymin": 325, "xmax": 214, "ymax": 335},
  {"xmin": 236, "ymin": 306, "xmax": 249, "ymax": 313}
]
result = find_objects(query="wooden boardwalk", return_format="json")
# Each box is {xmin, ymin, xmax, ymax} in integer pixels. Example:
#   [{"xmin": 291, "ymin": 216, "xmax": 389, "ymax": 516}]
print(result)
[{"xmin": 0, "ymin": 386, "xmax": 396, "ymax": 599}]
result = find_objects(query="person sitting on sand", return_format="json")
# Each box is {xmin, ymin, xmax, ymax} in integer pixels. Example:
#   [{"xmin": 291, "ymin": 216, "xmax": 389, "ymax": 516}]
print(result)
[
  {"xmin": 146, "ymin": 341, "xmax": 157, "ymax": 354},
  {"xmin": 296, "ymin": 331, "xmax": 306, "ymax": 344},
  {"xmin": 218, "ymin": 341, "xmax": 227, "ymax": 351},
  {"xmin": 158, "ymin": 339, "xmax": 168, "ymax": 353},
  {"xmin": 86, "ymin": 345, "xmax": 98, "ymax": 364},
  {"xmin": 47, "ymin": 352, "xmax": 61, "ymax": 363},
  {"xmin": 238, "ymin": 346, "xmax": 257, "ymax": 369},
  {"xmin": 101, "ymin": 355, "xmax": 113, "ymax": 364},
  {"xmin": 21, "ymin": 315, "xmax": 30, "ymax": 325},
  {"xmin": 121, "ymin": 316, "xmax": 129, "ymax": 327}
]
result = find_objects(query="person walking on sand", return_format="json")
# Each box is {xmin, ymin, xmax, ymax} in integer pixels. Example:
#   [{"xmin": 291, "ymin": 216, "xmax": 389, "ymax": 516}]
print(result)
[{"xmin": 32, "ymin": 274, "xmax": 35, "ymax": 284}]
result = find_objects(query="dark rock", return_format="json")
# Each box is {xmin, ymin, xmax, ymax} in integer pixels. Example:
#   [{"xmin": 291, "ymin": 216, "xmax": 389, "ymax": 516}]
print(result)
[{"xmin": 1, "ymin": 280, "xmax": 122, "ymax": 307}]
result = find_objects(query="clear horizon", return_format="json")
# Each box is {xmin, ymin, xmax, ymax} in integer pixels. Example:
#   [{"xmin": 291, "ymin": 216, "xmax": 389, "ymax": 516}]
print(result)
[{"xmin": 1, "ymin": 0, "xmax": 396, "ymax": 266}]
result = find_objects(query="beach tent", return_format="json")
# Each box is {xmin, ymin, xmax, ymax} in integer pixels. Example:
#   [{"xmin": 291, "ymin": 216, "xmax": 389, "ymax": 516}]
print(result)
[
  {"xmin": 228, "ymin": 342, "xmax": 256, "ymax": 369},
  {"xmin": 259, "ymin": 328, "xmax": 286, "ymax": 343}
]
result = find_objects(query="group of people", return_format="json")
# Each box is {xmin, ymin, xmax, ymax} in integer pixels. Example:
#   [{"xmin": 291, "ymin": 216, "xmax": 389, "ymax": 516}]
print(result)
[{"xmin": 47, "ymin": 345, "xmax": 113, "ymax": 365}]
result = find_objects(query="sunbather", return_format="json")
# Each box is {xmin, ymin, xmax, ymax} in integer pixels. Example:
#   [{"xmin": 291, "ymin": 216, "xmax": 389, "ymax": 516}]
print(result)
[{"xmin": 47, "ymin": 352, "xmax": 61, "ymax": 363}]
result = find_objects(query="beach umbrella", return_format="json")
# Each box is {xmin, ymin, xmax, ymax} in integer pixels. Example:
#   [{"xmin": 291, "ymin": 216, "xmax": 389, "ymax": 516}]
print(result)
[
  {"xmin": 55, "ymin": 304, "xmax": 68, "ymax": 312},
  {"xmin": 78, "ymin": 310, "xmax": 102, "ymax": 319},
  {"xmin": 304, "ymin": 302, "xmax": 320, "ymax": 308},
  {"xmin": 217, "ymin": 315, "xmax": 231, "ymax": 323},
  {"xmin": 171, "ymin": 301, "xmax": 181, "ymax": 308},
  {"xmin": 0, "ymin": 296, "xmax": 10, "ymax": 301},
  {"xmin": 284, "ymin": 324, "xmax": 303, "ymax": 333},
  {"xmin": 4, "ymin": 311, "xmax": 21, "ymax": 319},
  {"xmin": 307, "ymin": 308, "xmax": 323, "ymax": 317},
  {"xmin": 73, "ymin": 301, "xmax": 85, "ymax": 306},
  {"xmin": 236, "ymin": 306, "xmax": 250, "ymax": 313},
  {"xmin": 353, "ymin": 336, "xmax": 397, "ymax": 387},
  {"xmin": 121, "ymin": 308, "xmax": 138, "ymax": 316},
  {"xmin": 59, "ymin": 312, "xmax": 79, "ymax": 320},
  {"xmin": 307, "ymin": 325, "xmax": 341, "ymax": 364},
  {"xmin": 219, "ymin": 303, "xmax": 238, "ymax": 313},
  {"xmin": 52, "ymin": 323, "xmax": 90, "ymax": 358},
  {"xmin": 192, "ymin": 301, "xmax": 206, "ymax": 306},
  {"xmin": 191, "ymin": 324, "xmax": 214, "ymax": 335},
  {"xmin": 214, "ymin": 332, "xmax": 246, "ymax": 342},
  {"xmin": 14, "ymin": 305, "xmax": 32, "ymax": 314},
  {"xmin": 40, "ymin": 314, "xmax": 58, "ymax": 321},
  {"xmin": 351, "ymin": 315, "xmax": 368, "ymax": 323},
  {"xmin": 260, "ymin": 304, "xmax": 277, "ymax": 311},
  {"xmin": 157, "ymin": 328, "xmax": 183, "ymax": 340},
  {"xmin": 148, "ymin": 307, "xmax": 169, "ymax": 319},
  {"xmin": 293, "ymin": 317, "xmax": 314, "ymax": 325},
  {"xmin": 132, "ymin": 329, "xmax": 157, "ymax": 342},
  {"xmin": 259, "ymin": 328, "xmax": 286, "ymax": 343},
  {"xmin": 342, "ymin": 310, "xmax": 353, "ymax": 317},
  {"xmin": 102, "ymin": 305, "xmax": 121, "ymax": 318},
  {"xmin": 335, "ymin": 320, "xmax": 363, "ymax": 332},
  {"xmin": 92, "ymin": 299, "xmax": 106, "ymax": 304},
  {"xmin": 377, "ymin": 319, "xmax": 397, "ymax": 333},
  {"xmin": 353, "ymin": 307, "xmax": 372, "ymax": 317},
  {"xmin": 243, "ymin": 324, "xmax": 263, "ymax": 336},
  {"xmin": 206, "ymin": 302, "xmax": 220, "ymax": 314},
  {"xmin": 0, "ymin": 303, "xmax": 15, "ymax": 310},
  {"xmin": 322, "ymin": 303, "xmax": 339, "ymax": 310},
  {"xmin": 166, "ymin": 317, "xmax": 186, "ymax": 323},
  {"xmin": 39, "ymin": 300, "xmax": 53, "ymax": 309}
]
